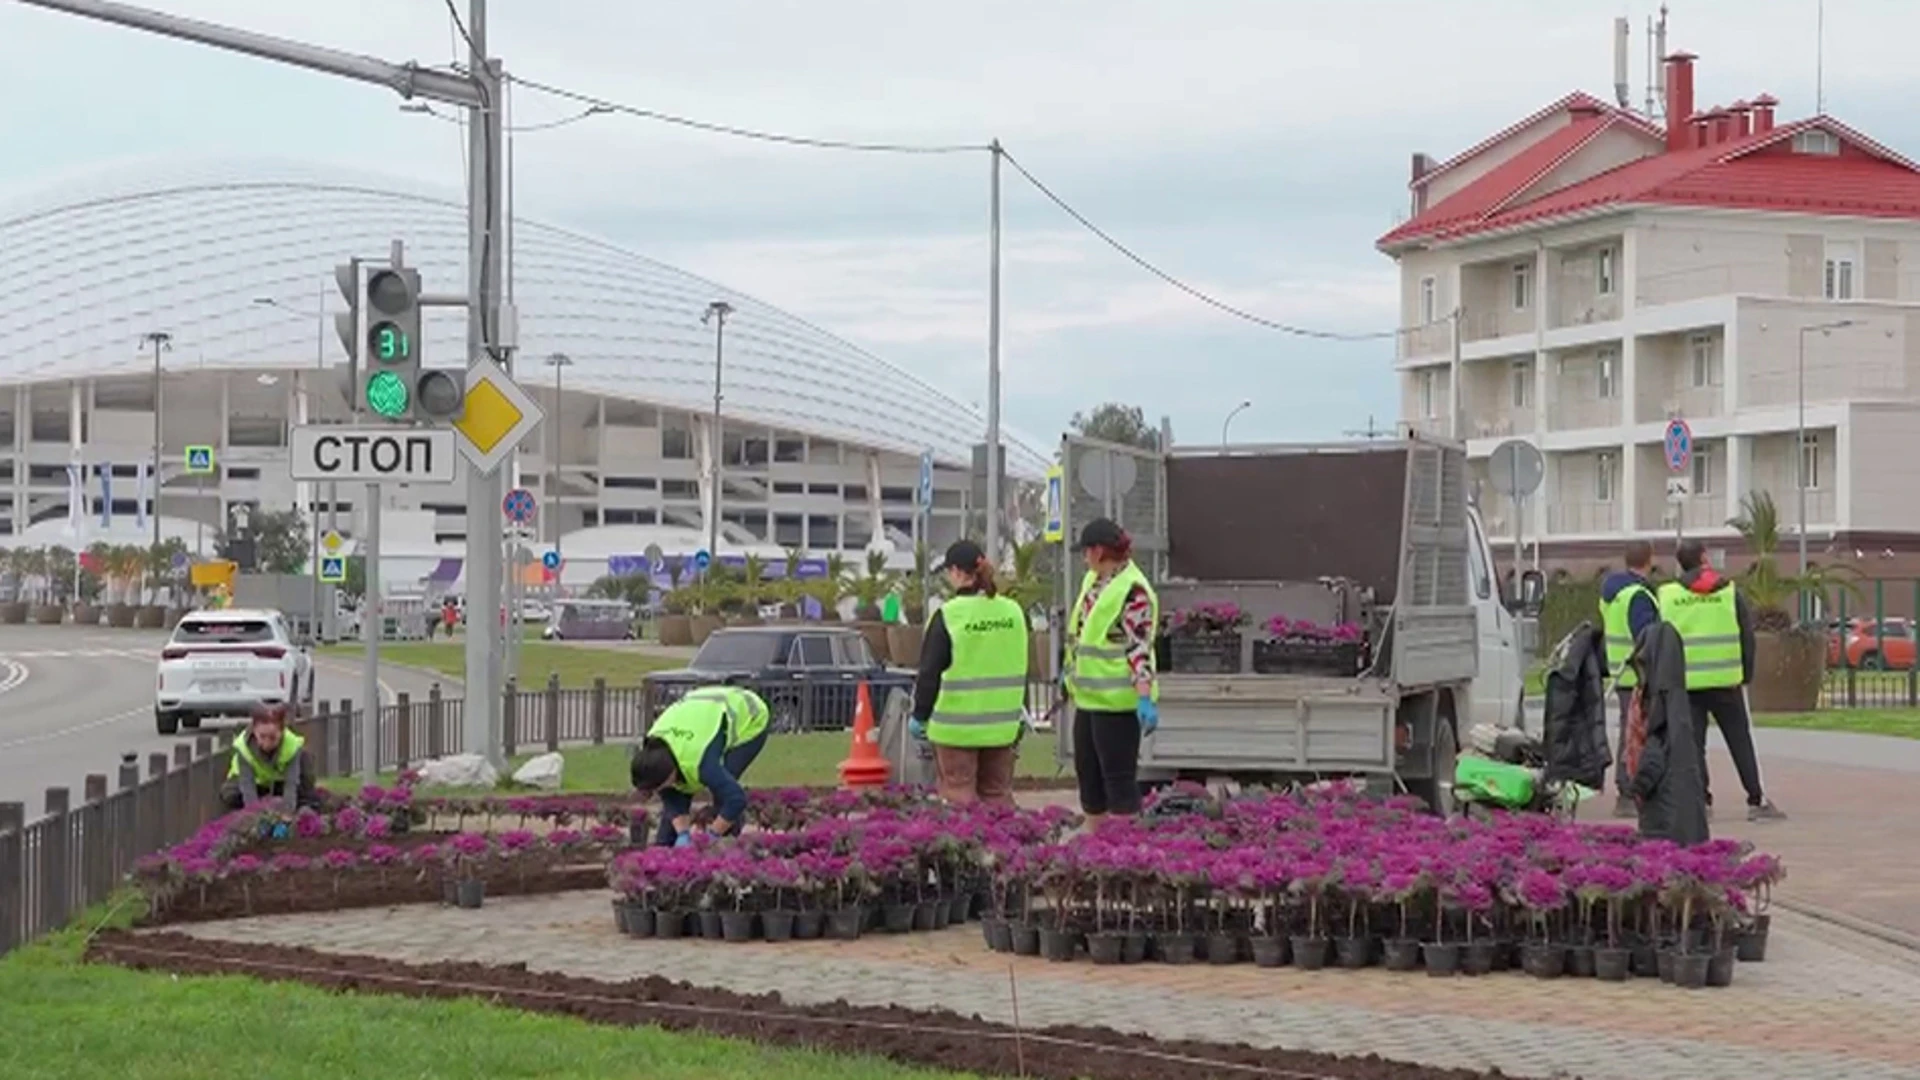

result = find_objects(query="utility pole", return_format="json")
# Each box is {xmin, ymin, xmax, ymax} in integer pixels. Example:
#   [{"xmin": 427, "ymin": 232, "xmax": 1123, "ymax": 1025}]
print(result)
[
  {"xmin": 545, "ymin": 352, "xmax": 573, "ymax": 559},
  {"xmin": 143, "ymin": 330, "xmax": 172, "ymax": 553},
  {"xmin": 702, "ymin": 301, "xmax": 733, "ymax": 564},
  {"xmin": 461, "ymin": 0, "xmax": 509, "ymax": 768},
  {"xmin": 984, "ymin": 140, "xmax": 1005, "ymax": 562}
]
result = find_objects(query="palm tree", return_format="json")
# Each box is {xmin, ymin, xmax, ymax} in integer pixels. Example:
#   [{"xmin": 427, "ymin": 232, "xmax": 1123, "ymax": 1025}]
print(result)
[
  {"xmin": 1726, "ymin": 489, "xmax": 1853, "ymax": 631},
  {"xmin": 848, "ymin": 550, "xmax": 898, "ymax": 621}
]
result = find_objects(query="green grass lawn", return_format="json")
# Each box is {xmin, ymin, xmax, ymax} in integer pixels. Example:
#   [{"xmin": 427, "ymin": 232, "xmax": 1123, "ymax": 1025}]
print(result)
[
  {"xmin": 0, "ymin": 906, "xmax": 976, "ymax": 1080},
  {"xmin": 325, "ymin": 729, "xmax": 1072, "ymax": 796},
  {"xmin": 1755, "ymin": 708, "xmax": 1920, "ymax": 740},
  {"xmin": 320, "ymin": 641, "xmax": 681, "ymax": 689}
]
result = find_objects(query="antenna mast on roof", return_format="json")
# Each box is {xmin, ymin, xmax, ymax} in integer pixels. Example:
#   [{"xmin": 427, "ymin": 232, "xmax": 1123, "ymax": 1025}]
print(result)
[
  {"xmin": 1646, "ymin": 5, "xmax": 1670, "ymax": 121},
  {"xmin": 1816, "ymin": 0, "xmax": 1826, "ymax": 114},
  {"xmin": 1344, "ymin": 416, "xmax": 1394, "ymax": 440},
  {"xmin": 1613, "ymin": 17, "xmax": 1632, "ymax": 108}
]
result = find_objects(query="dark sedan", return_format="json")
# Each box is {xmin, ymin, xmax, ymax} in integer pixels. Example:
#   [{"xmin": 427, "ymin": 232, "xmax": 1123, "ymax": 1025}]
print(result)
[{"xmin": 647, "ymin": 626, "xmax": 915, "ymax": 733}]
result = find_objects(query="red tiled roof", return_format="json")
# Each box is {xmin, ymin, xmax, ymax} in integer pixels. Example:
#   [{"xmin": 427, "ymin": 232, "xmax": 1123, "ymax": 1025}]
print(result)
[
  {"xmin": 1413, "ymin": 92, "xmax": 1662, "ymax": 189},
  {"xmin": 1380, "ymin": 111, "xmax": 1920, "ymax": 250}
]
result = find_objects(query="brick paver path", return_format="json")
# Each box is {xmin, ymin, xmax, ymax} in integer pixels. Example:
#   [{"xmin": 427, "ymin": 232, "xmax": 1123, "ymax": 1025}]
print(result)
[{"xmin": 170, "ymin": 893, "xmax": 1920, "ymax": 1080}]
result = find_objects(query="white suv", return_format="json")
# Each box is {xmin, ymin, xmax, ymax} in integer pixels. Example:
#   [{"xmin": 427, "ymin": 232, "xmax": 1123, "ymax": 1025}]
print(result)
[{"xmin": 155, "ymin": 609, "xmax": 315, "ymax": 735}]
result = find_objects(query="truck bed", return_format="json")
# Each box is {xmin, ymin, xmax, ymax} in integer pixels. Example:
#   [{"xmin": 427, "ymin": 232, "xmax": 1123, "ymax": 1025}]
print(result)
[{"xmin": 1138, "ymin": 673, "xmax": 1396, "ymax": 775}]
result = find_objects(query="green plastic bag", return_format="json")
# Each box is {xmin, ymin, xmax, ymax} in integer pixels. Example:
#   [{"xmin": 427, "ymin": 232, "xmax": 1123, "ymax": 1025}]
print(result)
[
  {"xmin": 881, "ymin": 594, "xmax": 901, "ymax": 623},
  {"xmin": 1454, "ymin": 755, "xmax": 1537, "ymax": 809}
]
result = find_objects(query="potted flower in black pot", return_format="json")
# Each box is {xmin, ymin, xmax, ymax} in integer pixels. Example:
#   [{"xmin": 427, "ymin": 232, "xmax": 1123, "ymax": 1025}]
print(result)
[
  {"xmin": 445, "ymin": 832, "xmax": 493, "ymax": 909},
  {"xmin": 1165, "ymin": 602, "xmax": 1248, "ymax": 673}
]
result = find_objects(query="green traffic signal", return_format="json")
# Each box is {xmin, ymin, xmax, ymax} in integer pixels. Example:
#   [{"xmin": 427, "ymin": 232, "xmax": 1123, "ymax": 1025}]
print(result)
[
  {"xmin": 369, "ymin": 321, "xmax": 411, "ymax": 363},
  {"xmin": 365, "ymin": 370, "xmax": 409, "ymax": 418}
]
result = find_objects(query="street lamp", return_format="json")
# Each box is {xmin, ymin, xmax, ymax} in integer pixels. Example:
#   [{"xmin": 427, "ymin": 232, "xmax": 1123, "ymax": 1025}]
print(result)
[
  {"xmin": 142, "ymin": 331, "xmax": 172, "ymax": 552},
  {"xmin": 701, "ymin": 302, "xmax": 734, "ymax": 564},
  {"xmin": 544, "ymin": 352, "xmax": 574, "ymax": 559},
  {"xmin": 1221, "ymin": 400, "xmax": 1252, "ymax": 445},
  {"xmin": 1796, "ymin": 319, "xmax": 1855, "ymax": 586}
]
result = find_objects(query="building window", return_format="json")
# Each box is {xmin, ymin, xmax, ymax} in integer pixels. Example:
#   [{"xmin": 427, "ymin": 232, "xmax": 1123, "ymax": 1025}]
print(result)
[
  {"xmin": 1800, "ymin": 434, "xmax": 1823, "ymax": 490},
  {"xmin": 772, "ymin": 481, "xmax": 805, "ymax": 495},
  {"xmin": 773, "ymin": 438, "xmax": 805, "ymax": 463},
  {"xmin": 1824, "ymin": 240, "xmax": 1858, "ymax": 300},
  {"xmin": 1511, "ymin": 262, "xmax": 1531, "ymax": 311},
  {"xmin": 661, "ymin": 479, "xmax": 699, "ymax": 499},
  {"xmin": 1596, "ymin": 451, "xmax": 1617, "ymax": 502},
  {"xmin": 1510, "ymin": 361, "xmax": 1533, "ymax": 408},
  {"xmin": 1419, "ymin": 277, "xmax": 1437, "ymax": 324},
  {"xmin": 1418, "ymin": 369, "xmax": 1438, "ymax": 418},
  {"xmin": 603, "ymin": 476, "xmax": 656, "ymax": 490},
  {"xmin": 1691, "ymin": 445, "xmax": 1714, "ymax": 496},
  {"xmin": 661, "ymin": 420, "xmax": 694, "ymax": 459},
  {"xmin": 1596, "ymin": 347, "xmax": 1619, "ymax": 399},
  {"xmin": 1689, "ymin": 333, "xmax": 1721, "ymax": 387},
  {"xmin": 1794, "ymin": 129, "xmax": 1839, "ymax": 156},
  {"xmin": 1597, "ymin": 248, "xmax": 1617, "ymax": 296}
]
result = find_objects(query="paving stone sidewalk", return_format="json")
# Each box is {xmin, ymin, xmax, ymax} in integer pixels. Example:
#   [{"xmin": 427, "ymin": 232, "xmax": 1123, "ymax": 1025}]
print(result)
[{"xmin": 170, "ymin": 894, "xmax": 1920, "ymax": 1080}]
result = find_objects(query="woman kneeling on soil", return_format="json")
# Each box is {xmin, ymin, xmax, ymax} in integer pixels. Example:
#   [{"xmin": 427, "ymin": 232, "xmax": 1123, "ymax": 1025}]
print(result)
[
  {"xmin": 910, "ymin": 539, "xmax": 1029, "ymax": 806},
  {"xmin": 221, "ymin": 703, "xmax": 319, "ymax": 810},
  {"xmin": 630, "ymin": 685, "xmax": 771, "ymax": 847}
]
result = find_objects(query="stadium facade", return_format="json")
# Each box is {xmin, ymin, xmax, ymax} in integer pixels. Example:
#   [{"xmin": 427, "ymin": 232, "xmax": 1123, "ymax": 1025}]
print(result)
[{"xmin": 0, "ymin": 160, "xmax": 1047, "ymax": 584}]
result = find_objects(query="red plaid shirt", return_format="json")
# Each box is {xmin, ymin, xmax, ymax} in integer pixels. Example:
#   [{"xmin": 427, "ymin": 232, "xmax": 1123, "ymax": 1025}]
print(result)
[{"xmin": 1078, "ymin": 571, "xmax": 1156, "ymax": 691}]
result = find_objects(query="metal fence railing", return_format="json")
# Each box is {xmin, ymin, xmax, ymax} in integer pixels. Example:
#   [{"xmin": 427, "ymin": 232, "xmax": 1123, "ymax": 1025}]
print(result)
[{"xmin": 0, "ymin": 673, "xmax": 1063, "ymax": 959}]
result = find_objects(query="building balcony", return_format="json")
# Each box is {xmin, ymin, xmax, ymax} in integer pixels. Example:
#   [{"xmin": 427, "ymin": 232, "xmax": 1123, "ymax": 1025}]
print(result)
[
  {"xmin": 1400, "ymin": 323, "xmax": 1453, "ymax": 360},
  {"xmin": 1546, "ymin": 499, "xmax": 1621, "ymax": 535},
  {"xmin": 1460, "ymin": 307, "xmax": 1533, "ymax": 344},
  {"xmin": 1551, "ymin": 291, "xmax": 1621, "ymax": 331},
  {"xmin": 1546, "ymin": 396, "xmax": 1623, "ymax": 432}
]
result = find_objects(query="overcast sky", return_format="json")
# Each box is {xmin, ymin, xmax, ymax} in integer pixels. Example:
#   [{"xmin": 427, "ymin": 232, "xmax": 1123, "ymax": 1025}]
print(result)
[{"xmin": 3, "ymin": 0, "xmax": 1914, "ymax": 446}]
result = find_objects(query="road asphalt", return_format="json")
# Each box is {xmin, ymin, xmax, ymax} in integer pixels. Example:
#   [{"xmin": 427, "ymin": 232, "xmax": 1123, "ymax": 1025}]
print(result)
[{"xmin": 0, "ymin": 625, "xmax": 440, "ymax": 810}]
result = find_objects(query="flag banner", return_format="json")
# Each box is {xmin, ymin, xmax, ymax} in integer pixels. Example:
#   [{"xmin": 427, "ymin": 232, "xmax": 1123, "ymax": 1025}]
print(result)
[
  {"xmin": 98, "ymin": 462, "xmax": 113, "ymax": 529},
  {"xmin": 66, "ymin": 464, "xmax": 82, "ymax": 537},
  {"xmin": 135, "ymin": 462, "xmax": 149, "ymax": 532}
]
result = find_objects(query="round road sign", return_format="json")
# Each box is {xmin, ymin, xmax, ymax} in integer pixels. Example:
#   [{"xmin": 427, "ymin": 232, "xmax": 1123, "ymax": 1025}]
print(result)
[
  {"xmin": 1486, "ymin": 439, "xmax": 1545, "ymax": 501},
  {"xmin": 541, "ymin": 550, "xmax": 561, "ymax": 571},
  {"xmin": 1663, "ymin": 419, "xmax": 1694, "ymax": 473},
  {"xmin": 502, "ymin": 487, "xmax": 538, "ymax": 525},
  {"xmin": 693, "ymin": 549, "xmax": 711, "ymax": 572}
]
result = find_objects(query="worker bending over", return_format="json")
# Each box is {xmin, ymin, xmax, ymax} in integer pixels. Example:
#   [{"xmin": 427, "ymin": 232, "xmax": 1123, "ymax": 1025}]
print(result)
[
  {"xmin": 630, "ymin": 685, "xmax": 771, "ymax": 846},
  {"xmin": 222, "ymin": 703, "xmax": 318, "ymax": 810}
]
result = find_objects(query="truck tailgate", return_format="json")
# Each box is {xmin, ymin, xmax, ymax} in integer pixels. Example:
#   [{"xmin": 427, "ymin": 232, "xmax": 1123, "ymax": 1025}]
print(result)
[{"xmin": 1134, "ymin": 675, "xmax": 1396, "ymax": 774}]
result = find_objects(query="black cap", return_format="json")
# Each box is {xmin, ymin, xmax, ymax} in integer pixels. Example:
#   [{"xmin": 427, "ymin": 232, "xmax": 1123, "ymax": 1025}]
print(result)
[
  {"xmin": 1074, "ymin": 517, "xmax": 1125, "ymax": 551},
  {"xmin": 937, "ymin": 539, "xmax": 987, "ymax": 573}
]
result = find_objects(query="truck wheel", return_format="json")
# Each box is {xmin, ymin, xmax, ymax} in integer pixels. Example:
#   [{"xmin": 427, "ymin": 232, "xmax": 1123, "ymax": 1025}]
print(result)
[
  {"xmin": 1409, "ymin": 717, "xmax": 1457, "ymax": 816},
  {"xmin": 155, "ymin": 710, "xmax": 179, "ymax": 736}
]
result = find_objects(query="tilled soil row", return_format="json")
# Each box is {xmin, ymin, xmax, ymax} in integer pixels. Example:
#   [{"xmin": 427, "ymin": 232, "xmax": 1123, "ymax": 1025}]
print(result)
[{"xmin": 88, "ymin": 931, "xmax": 1544, "ymax": 1080}]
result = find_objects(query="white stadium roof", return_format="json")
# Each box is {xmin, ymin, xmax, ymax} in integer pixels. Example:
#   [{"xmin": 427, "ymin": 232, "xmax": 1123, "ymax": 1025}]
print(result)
[{"xmin": 0, "ymin": 157, "xmax": 1048, "ymax": 477}]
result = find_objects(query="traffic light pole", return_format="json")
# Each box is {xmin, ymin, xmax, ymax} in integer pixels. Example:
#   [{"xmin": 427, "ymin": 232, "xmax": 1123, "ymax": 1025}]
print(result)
[{"xmin": 463, "ymin": 0, "xmax": 510, "ymax": 769}]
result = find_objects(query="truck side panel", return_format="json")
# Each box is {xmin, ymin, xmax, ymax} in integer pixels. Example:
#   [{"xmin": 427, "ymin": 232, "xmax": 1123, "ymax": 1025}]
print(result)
[
  {"xmin": 1388, "ymin": 440, "xmax": 1476, "ymax": 686},
  {"xmin": 1135, "ymin": 676, "xmax": 1396, "ymax": 775}
]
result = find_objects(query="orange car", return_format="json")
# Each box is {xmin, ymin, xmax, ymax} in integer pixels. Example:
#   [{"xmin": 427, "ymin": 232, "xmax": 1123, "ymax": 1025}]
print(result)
[{"xmin": 1827, "ymin": 618, "xmax": 1916, "ymax": 670}]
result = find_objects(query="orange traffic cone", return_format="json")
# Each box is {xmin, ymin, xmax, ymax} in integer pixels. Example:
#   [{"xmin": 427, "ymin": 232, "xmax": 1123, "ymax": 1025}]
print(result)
[{"xmin": 837, "ymin": 682, "xmax": 892, "ymax": 789}]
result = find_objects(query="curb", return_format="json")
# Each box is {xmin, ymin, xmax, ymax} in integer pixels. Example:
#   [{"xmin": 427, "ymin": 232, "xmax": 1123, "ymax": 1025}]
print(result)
[{"xmin": 1777, "ymin": 896, "xmax": 1920, "ymax": 955}]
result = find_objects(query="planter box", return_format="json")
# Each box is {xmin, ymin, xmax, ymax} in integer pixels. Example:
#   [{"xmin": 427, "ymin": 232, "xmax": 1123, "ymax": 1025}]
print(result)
[
  {"xmin": 0, "ymin": 602, "xmax": 25, "ymax": 625},
  {"xmin": 1749, "ymin": 629, "xmax": 1825, "ymax": 713},
  {"xmin": 72, "ymin": 604, "xmax": 103, "ymax": 626},
  {"xmin": 1252, "ymin": 638, "xmax": 1364, "ymax": 677},
  {"xmin": 855, "ymin": 621, "xmax": 892, "ymax": 665},
  {"xmin": 689, "ymin": 615, "xmax": 723, "ymax": 645},
  {"xmin": 1168, "ymin": 632, "xmax": 1242, "ymax": 674},
  {"xmin": 887, "ymin": 624, "xmax": 925, "ymax": 668},
  {"xmin": 30, "ymin": 605, "xmax": 64, "ymax": 625},
  {"xmin": 134, "ymin": 605, "xmax": 167, "ymax": 629},
  {"xmin": 107, "ymin": 603, "xmax": 139, "ymax": 628},
  {"xmin": 657, "ymin": 614, "xmax": 694, "ymax": 646}
]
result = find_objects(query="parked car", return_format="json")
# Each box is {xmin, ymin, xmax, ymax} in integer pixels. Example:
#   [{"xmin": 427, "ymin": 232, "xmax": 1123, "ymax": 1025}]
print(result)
[
  {"xmin": 1828, "ymin": 617, "xmax": 1916, "ymax": 670},
  {"xmin": 647, "ymin": 626, "xmax": 912, "ymax": 733},
  {"xmin": 155, "ymin": 608, "xmax": 315, "ymax": 735}
]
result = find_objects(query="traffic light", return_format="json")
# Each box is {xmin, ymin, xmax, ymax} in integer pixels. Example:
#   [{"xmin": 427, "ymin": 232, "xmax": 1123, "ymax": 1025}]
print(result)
[{"xmin": 333, "ymin": 255, "xmax": 464, "ymax": 422}]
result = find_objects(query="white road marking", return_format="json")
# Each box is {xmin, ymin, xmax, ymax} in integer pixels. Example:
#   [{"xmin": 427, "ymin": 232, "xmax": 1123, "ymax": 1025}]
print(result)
[
  {"xmin": 0, "ymin": 659, "xmax": 26, "ymax": 695},
  {"xmin": 312, "ymin": 659, "xmax": 398, "ymax": 706},
  {"xmin": 0, "ymin": 705, "xmax": 150, "ymax": 750}
]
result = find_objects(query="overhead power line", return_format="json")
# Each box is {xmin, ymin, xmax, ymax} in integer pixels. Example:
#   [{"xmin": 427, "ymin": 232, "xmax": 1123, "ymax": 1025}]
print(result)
[{"xmin": 507, "ymin": 73, "xmax": 1430, "ymax": 342}]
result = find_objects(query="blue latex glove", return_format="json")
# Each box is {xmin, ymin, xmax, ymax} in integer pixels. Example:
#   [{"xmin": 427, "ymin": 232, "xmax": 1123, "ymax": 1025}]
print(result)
[
  {"xmin": 1136, "ymin": 695, "xmax": 1159, "ymax": 735},
  {"xmin": 907, "ymin": 717, "xmax": 928, "ymax": 741},
  {"xmin": 270, "ymin": 823, "xmax": 290, "ymax": 840},
  {"xmin": 673, "ymin": 831, "xmax": 693, "ymax": 849}
]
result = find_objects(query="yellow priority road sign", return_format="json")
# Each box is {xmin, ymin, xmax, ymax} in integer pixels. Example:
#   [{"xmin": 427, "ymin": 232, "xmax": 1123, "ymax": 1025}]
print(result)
[{"xmin": 453, "ymin": 358, "xmax": 543, "ymax": 476}]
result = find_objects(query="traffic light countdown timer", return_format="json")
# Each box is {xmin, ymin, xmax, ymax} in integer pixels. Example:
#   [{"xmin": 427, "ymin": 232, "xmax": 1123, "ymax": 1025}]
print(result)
[{"xmin": 364, "ymin": 268, "xmax": 419, "ymax": 420}]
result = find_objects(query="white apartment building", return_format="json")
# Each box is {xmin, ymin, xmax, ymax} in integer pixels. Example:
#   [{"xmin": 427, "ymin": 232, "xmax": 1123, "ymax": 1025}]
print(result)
[{"xmin": 1379, "ymin": 52, "xmax": 1920, "ymax": 574}]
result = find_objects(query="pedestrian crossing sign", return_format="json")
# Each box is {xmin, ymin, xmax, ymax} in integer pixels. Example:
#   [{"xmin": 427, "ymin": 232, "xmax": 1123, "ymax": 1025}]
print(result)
[
  {"xmin": 185, "ymin": 445, "xmax": 215, "ymax": 474},
  {"xmin": 318, "ymin": 556, "xmax": 347, "ymax": 583}
]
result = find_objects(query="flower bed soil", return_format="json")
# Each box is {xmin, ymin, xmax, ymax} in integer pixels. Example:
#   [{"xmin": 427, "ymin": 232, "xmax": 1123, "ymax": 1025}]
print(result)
[
  {"xmin": 140, "ymin": 863, "xmax": 611, "ymax": 925},
  {"xmin": 89, "ymin": 931, "xmax": 1541, "ymax": 1080}
]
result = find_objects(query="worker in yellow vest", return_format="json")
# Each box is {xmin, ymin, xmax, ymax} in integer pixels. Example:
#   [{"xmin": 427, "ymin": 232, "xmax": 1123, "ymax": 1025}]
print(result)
[
  {"xmin": 909, "ymin": 539, "xmax": 1030, "ymax": 806},
  {"xmin": 221, "ymin": 704, "xmax": 317, "ymax": 810},
  {"xmin": 1065, "ymin": 517, "xmax": 1159, "ymax": 822},
  {"xmin": 630, "ymin": 685, "xmax": 771, "ymax": 846},
  {"xmin": 1599, "ymin": 540, "xmax": 1661, "ymax": 818},
  {"xmin": 1657, "ymin": 541, "xmax": 1785, "ymax": 822}
]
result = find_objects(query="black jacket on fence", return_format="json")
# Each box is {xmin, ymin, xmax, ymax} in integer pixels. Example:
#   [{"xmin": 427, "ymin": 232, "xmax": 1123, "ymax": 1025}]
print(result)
[
  {"xmin": 1628, "ymin": 622, "xmax": 1710, "ymax": 846},
  {"xmin": 1539, "ymin": 622, "xmax": 1612, "ymax": 790}
]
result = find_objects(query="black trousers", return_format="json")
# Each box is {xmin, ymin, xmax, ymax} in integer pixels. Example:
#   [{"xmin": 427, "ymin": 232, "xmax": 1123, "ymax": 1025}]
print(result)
[
  {"xmin": 1072, "ymin": 707, "xmax": 1142, "ymax": 815},
  {"xmin": 1614, "ymin": 688, "xmax": 1635, "ymax": 795},
  {"xmin": 1688, "ymin": 687, "xmax": 1766, "ymax": 808}
]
